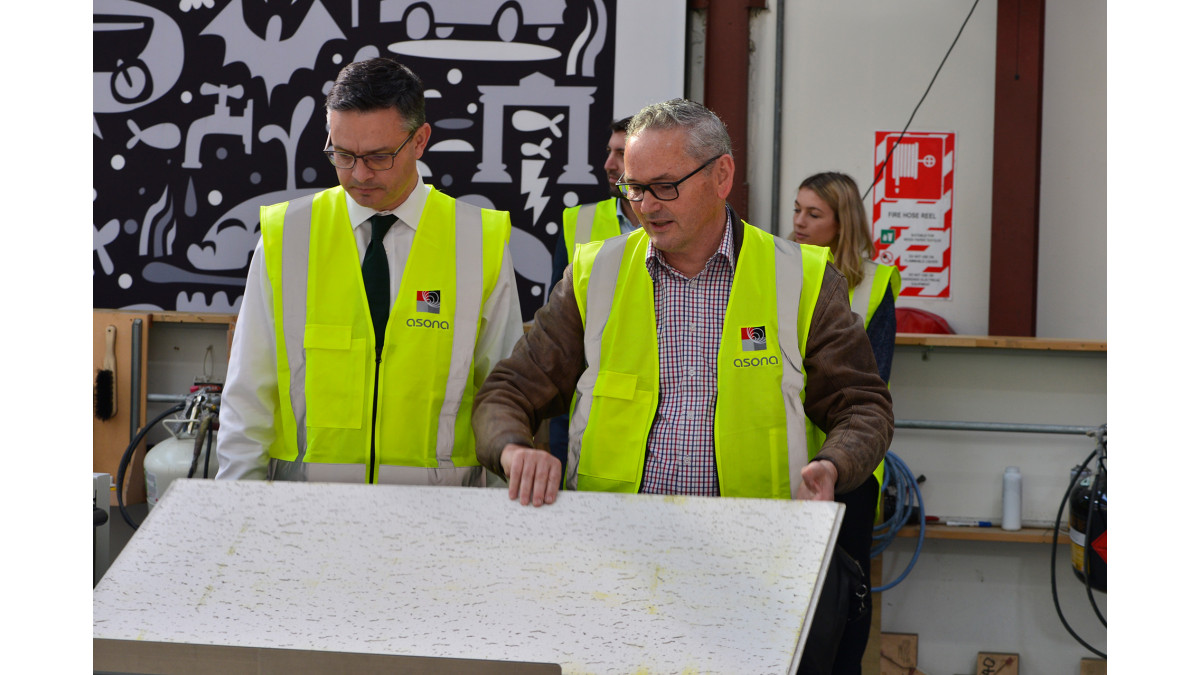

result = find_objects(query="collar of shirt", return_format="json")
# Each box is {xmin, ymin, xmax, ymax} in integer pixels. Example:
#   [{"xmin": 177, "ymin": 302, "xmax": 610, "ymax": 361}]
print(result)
[
  {"xmin": 345, "ymin": 177, "xmax": 429, "ymax": 234},
  {"xmin": 645, "ymin": 207, "xmax": 735, "ymax": 281},
  {"xmin": 615, "ymin": 204, "xmax": 638, "ymax": 235}
]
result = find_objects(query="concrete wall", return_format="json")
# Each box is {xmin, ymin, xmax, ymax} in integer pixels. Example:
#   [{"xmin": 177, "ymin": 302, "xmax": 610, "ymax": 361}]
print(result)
[{"xmin": 746, "ymin": 0, "xmax": 1105, "ymax": 340}]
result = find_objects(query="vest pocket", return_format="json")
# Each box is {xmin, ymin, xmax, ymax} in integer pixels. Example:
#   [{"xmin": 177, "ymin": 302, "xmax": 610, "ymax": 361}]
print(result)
[
  {"xmin": 593, "ymin": 370, "xmax": 637, "ymax": 400},
  {"xmin": 715, "ymin": 424, "xmax": 791, "ymax": 499},
  {"xmin": 579, "ymin": 371, "xmax": 650, "ymax": 486},
  {"xmin": 304, "ymin": 324, "xmax": 366, "ymax": 429}
]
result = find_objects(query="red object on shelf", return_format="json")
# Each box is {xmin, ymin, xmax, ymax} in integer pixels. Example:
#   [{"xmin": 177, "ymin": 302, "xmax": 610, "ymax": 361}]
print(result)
[
  {"xmin": 1092, "ymin": 531, "xmax": 1107, "ymax": 563},
  {"xmin": 896, "ymin": 308, "xmax": 955, "ymax": 334}
]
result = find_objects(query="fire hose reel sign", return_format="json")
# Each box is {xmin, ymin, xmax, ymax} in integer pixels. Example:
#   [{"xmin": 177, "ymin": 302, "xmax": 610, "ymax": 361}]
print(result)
[{"xmin": 871, "ymin": 131, "xmax": 955, "ymax": 298}]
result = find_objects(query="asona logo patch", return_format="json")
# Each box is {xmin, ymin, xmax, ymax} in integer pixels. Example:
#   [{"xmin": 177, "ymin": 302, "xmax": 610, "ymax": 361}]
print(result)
[
  {"xmin": 741, "ymin": 326, "xmax": 766, "ymax": 351},
  {"xmin": 416, "ymin": 290, "xmax": 440, "ymax": 314}
]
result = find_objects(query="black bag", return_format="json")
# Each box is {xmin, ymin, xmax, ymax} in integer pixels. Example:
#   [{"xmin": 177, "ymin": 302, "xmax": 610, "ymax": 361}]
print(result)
[{"xmin": 795, "ymin": 544, "xmax": 869, "ymax": 675}]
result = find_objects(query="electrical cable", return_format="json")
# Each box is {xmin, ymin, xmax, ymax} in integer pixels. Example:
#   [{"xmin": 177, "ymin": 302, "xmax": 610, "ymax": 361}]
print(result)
[
  {"xmin": 871, "ymin": 451, "xmax": 926, "ymax": 592},
  {"xmin": 115, "ymin": 401, "xmax": 186, "ymax": 530},
  {"xmin": 182, "ymin": 390, "xmax": 221, "ymax": 479},
  {"xmin": 862, "ymin": 0, "xmax": 982, "ymax": 202},
  {"xmin": 1049, "ymin": 430, "xmax": 1106, "ymax": 659},
  {"xmin": 855, "ymin": 1, "xmax": 981, "ymax": 586},
  {"xmin": 187, "ymin": 413, "xmax": 214, "ymax": 479},
  {"xmin": 1082, "ymin": 451, "xmax": 1107, "ymax": 626},
  {"xmin": 1080, "ymin": 431, "xmax": 1107, "ymax": 628},
  {"xmin": 203, "ymin": 414, "xmax": 215, "ymax": 479}
]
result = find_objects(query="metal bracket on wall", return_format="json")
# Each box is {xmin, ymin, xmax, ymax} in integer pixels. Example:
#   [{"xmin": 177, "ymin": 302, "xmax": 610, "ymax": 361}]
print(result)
[{"xmin": 130, "ymin": 318, "xmax": 143, "ymax": 443}]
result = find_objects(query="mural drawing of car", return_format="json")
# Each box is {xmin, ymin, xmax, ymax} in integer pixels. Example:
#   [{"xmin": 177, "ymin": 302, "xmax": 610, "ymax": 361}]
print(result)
[
  {"xmin": 94, "ymin": 14, "xmax": 156, "ymax": 104},
  {"xmin": 381, "ymin": 0, "xmax": 567, "ymax": 42}
]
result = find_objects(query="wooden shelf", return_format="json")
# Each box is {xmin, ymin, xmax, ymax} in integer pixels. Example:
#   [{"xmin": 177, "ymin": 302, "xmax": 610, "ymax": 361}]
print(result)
[
  {"xmin": 149, "ymin": 311, "xmax": 236, "ymax": 324},
  {"xmin": 891, "ymin": 523, "xmax": 1069, "ymax": 544},
  {"xmin": 896, "ymin": 333, "xmax": 1106, "ymax": 352},
  {"xmin": 93, "ymin": 309, "xmax": 236, "ymax": 325}
]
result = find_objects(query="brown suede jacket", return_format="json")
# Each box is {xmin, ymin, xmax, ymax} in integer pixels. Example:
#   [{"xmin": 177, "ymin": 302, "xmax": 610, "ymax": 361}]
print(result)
[{"xmin": 471, "ymin": 215, "xmax": 894, "ymax": 494}]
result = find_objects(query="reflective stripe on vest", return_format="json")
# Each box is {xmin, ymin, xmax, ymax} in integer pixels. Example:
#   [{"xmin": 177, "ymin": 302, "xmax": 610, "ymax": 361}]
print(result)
[
  {"xmin": 259, "ymin": 186, "xmax": 508, "ymax": 481},
  {"xmin": 565, "ymin": 224, "xmax": 826, "ymax": 499},
  {"xmin": 849, "ymin": 259, "xmax": 901, "ymax": 328},
  {"xmin": 562, "ymin": 198, "xmax": 621, "ymax": 255}
]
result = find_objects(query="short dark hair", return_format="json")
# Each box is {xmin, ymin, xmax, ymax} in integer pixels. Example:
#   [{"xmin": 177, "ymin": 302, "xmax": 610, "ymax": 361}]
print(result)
[
  {"xmin": 611, "ymin": 116, "xmax": 633, "ymax": 134},
  {"xmin": 325, "ymin": 57, "xmax": 425, "ymax": 130}
]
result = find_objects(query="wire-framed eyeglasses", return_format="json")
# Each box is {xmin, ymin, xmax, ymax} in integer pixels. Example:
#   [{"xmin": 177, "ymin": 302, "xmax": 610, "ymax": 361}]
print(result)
[
  {"xmin": 323, "ymin": 127, "xmax": 418, "ymax": 171},
  {"xmin": 615, "ymin": 154, "xmax": 723, "ymax": 202}
]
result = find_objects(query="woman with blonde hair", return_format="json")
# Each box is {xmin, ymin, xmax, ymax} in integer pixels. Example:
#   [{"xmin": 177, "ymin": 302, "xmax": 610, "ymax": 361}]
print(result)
[
  {"xmin": 792, "ymin": 171, "xmax": 900, "ymax": 675},
  {"xmin": 792, "ymin": 171, "xmax": 900, "ymax": 379}
]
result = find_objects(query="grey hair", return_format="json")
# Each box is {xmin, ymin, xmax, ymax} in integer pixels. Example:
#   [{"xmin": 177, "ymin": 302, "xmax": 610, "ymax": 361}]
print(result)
[{"xmin": 627, "ymin": 98, "xmax": 732, "ymax": 161}]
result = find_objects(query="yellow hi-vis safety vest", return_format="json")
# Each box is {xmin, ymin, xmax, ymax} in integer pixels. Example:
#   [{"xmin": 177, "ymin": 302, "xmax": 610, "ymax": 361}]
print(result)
[
  {"xmin": 849, "ymin": 259, "xmax": 902, "ymax": 332},
  {"xmin": 562, "ymin": 198, "xmax": 622, "ymax": 254},
  {"xmin": 259, "ymin": 186, "xmax": 510, "ymax": 481},
  {"xmin": 806, "ymin": 258, "xmax": 901, "ymax": 508},
  {"xmin": 565, "ymin": 223, "xmax": 830, "ymax": 499}
]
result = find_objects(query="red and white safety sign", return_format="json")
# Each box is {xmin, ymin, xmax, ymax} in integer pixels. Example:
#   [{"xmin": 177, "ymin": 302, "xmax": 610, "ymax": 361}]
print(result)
[{"xmin": 871, "ymin": 131, "xmax": 955, "ymax": 298}]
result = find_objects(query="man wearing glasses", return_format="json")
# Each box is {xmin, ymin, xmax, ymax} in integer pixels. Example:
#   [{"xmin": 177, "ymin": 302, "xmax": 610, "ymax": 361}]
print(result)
[
  {"xmin": 474, "ymin": 96, "xmax": 890, "ymax": 506},
  {"xmin": 217, "ymin": 57, "xmax": 522, "ymax": 487},
  {"xmin": 471, "ymin": 99, "xmax": 892, "ymax": 670}
]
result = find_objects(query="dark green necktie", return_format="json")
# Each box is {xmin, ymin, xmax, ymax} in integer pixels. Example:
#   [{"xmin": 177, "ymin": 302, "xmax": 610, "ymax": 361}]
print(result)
[{"xmin": 362, "ymin": 214, "xmax": 398, "ymax": 355}]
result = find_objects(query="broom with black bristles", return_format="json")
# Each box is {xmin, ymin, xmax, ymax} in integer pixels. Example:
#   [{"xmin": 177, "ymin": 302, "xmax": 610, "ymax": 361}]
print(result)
[{"xmin": 95, "ymin": 325, "xmax": 117, "ymax": 421}]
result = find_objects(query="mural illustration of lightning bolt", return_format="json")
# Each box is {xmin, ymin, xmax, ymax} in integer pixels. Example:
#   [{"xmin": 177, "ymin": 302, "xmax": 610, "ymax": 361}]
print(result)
[{"xmin": 520, "ymin": 159, "xmax": 550, "ymax": 224}]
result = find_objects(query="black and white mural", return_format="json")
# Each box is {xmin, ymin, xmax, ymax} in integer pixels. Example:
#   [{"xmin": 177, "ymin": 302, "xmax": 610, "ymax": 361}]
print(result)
[{"xmin": 93, "ymin": 0, "xmax": 620, "ymax": 321}]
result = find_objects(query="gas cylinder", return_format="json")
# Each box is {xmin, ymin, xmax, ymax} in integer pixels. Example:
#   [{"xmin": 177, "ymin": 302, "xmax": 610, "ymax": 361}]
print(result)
[
  {"xmin": 1068, "ymin": 467, "xmax": 1107, "ymax": 592},
  {"xmin": 144, "ymin": 422, "xmax": 219, "ymax": 509}
]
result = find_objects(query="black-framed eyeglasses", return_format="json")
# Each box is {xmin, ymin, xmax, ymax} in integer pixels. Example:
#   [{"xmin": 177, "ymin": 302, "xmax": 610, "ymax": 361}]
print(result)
[
  {"xmin": 323, "ymin": 127, "xmax": 418, "ymax": 171},
  {"xmin": 615, "ymin": 154, "xmax": 723, "ymax": 202}
]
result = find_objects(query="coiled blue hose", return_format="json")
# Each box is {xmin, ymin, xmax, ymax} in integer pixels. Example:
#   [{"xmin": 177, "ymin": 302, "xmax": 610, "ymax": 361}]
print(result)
[{"xmin": 870, "ymin": 451, "xmax": 926, "ymax": 592}]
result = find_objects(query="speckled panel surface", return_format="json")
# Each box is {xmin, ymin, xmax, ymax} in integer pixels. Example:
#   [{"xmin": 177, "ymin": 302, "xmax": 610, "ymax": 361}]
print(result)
[{"xmin": 94, "ymin": 479, "xmax": 843, "ymax": 674}]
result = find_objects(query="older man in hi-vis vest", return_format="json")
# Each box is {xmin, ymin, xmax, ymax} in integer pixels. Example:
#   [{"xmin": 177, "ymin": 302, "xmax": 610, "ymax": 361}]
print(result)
[{"xmin": 472, "ymin": 98, "xmax": 892, "ymax": 675}]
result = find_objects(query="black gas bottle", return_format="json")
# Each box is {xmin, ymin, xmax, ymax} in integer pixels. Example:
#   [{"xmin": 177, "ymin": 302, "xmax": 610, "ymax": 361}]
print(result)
[{"xmin": 1068, "ymin": 468, "xmax": 1107, "ymax": 592}]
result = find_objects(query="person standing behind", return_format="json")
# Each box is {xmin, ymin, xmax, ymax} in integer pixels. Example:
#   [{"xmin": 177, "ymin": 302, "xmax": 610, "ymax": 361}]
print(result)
[
  {"xmin": 217, "ymin": 57, "xmax": 523, "ymax": 486},
  {"xmin": 792, "ymin": 172, "xmax": 899, "ymax": 381},
  {"xmin": 546, "ymin": 115, "xmax": 638, "ymax": 468},
  {"xmin": 792, "ymin": 170, "xmax": 901, "ymax": 675},
  {"xmin": 553, "ymin": 115, "xmax": 639, "ymax": 286}
]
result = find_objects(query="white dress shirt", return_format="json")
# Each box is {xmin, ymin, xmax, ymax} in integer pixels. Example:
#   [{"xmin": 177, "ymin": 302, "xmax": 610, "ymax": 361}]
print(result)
[{"xmin": 216, "ymin": 178, "xmax": 524, "ymax": 484}]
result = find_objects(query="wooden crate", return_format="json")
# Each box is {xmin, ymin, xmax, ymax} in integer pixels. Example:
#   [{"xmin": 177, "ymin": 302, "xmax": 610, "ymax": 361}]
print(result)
[
  {"xmin": 976, "ymin": 652, "xmax": 1018, "ymax": 675},
  {"xmin": 880, "ymin": 632, "xmax": 918, "ymax": 675}
]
